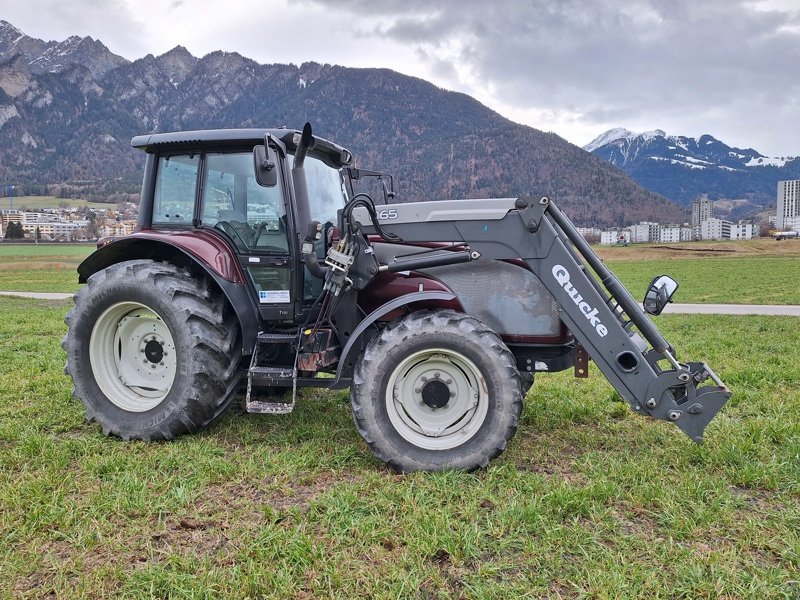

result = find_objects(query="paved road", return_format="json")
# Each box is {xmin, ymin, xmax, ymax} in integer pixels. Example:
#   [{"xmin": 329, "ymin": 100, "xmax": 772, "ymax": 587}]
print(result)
[
  {"xmin": 664, "ymin": 303, "xmax": 800, "ymax": 317},
  {"xmin": 0, "ymin": 291, "xmax": 74, "ymax": 300},
  {"xmin": 1, "ymin": 290, "xmax": 799, "ymax": 317}
]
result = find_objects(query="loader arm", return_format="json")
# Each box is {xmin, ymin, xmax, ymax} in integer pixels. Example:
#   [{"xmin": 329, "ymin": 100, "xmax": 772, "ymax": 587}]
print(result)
[{"xmin": 347, "ymin": 196, "xmax": 731, "ymax": 443}]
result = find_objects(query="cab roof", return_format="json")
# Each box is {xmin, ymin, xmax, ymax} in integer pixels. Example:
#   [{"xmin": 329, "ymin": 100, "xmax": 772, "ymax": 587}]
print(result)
[{"xmin": 130, "ymin": 128, "xmax": 353, "ymax": 168}]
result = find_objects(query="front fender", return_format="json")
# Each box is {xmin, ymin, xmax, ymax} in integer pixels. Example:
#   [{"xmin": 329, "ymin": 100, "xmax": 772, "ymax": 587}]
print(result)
[{"xmin": 331, "ymin": 291, "xmax": 458, "ymax": 388}]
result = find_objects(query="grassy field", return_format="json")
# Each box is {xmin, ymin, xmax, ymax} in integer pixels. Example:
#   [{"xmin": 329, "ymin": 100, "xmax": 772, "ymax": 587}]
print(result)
[
  {"xmin": 0, "ymin": 244, "xmax": 93, "ymax": 293},
  {"xmin": 0, "ymin": 196, "xmax": 116, "ymax": 211},
  {"xmin": 1, "ymin": 285, "xmax": 799, "ymax": 596},
  {"xmin": 605, "ymin": 256, "xmax": 800, "ymax": 304},
  {"xmin": 596, "ymin": 239, "xmax": 800, "ymax": 305}
]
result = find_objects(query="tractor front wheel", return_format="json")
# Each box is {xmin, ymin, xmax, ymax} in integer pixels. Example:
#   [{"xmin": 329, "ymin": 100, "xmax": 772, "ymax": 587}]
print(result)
[
  {"xmin": 351, "ymin": 310, "xmax": 523, "ymax": 472},
  {"xmin": 63, "ymin": 260, "xmax": 242, "ymax": 440}
]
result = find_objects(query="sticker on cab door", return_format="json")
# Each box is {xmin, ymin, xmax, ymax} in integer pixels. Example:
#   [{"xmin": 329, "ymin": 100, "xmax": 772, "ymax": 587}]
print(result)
[{"xmin": 259, "ymin": 290, "xmax": 291, "ymax": 304}]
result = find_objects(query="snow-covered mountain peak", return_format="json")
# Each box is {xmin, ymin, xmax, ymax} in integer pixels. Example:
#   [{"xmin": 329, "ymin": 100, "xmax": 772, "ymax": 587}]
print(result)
[
  {"xmin": 585, "ymin": 126, "xmax": 800, "ymax": 207},
  {"xmin": 584, "ymin": 127, "xmax": 635, "ymax": 152}
]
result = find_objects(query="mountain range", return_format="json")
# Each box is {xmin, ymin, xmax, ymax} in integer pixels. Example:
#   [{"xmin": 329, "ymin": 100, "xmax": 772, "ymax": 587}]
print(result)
[
  {"xmin": 0, "ymin": 20, "xmax": 691, "ymax": 228},
  {"xmin": 11, "ymin": 21, "xmax": 793, "ymax": 228},
  {"xmin": 585, "ymin": 128, "xmax": 799, "ymax": 217}
]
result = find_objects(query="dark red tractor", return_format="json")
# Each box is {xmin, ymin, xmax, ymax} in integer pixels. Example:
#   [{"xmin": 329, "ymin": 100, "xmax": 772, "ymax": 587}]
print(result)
[{"xmin": 63, "ymin": 124, "xmax": 730, "ymax": 472}]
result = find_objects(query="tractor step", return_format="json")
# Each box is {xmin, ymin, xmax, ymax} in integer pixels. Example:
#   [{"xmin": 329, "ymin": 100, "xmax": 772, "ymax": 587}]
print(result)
[
  {"xmin": 248, "ymin": 365, "xmax": 294, "ymax": 386},
  {"xmin": 256, "ymin": 332, "xmax": 297, "ymax": 344},
  {"xmin": 245, "ymin": 365, "xmax": 297, "ymax": 414},
  {"xmin": 245, "ymin": 397, "xmax": 295, "ymax": 414}
]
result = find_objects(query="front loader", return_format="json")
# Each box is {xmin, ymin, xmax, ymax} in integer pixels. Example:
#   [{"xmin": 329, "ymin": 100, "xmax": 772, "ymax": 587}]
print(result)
[{"xmin": 63, "ymin": 123, "xmax": 730, "ymax": 472}]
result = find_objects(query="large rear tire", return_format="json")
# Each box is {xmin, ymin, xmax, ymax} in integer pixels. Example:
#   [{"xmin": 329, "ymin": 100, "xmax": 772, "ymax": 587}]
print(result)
[
  {"xmin": 351, "ymin": 310, "xmax": 523, "ymax": 472},
  {"xmin": 63, "ymin": 260, "xmax": 242, "ymax": 440}
]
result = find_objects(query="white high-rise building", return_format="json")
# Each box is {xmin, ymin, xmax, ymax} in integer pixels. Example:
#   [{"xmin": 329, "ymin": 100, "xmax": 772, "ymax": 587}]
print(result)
[
  {"xmin": 691, "ymin": 197, "xmax": 713, "ymax": 227},
  {"xmin": 777, "ymin": 180, "xmax": 800, "ymax": 230}
]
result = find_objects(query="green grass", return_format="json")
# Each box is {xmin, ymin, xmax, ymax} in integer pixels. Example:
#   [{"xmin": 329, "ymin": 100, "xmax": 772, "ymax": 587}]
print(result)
[
  {"xmin": 0, "ymin": 244, "xmax": 92, "ymax": 292},
  {"xmin": 606, "ymin": 256, "xmax": 800, "ymax": 304},
  {"xmin": 1, "ymin": 196, "xmax": 116, "ymax": 210},
  {"xmin": 1, "ymin": 293, "xmax": 798, "ymax": 598}
]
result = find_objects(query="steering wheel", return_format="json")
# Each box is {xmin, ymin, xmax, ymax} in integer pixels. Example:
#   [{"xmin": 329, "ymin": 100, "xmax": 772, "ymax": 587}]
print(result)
[
  {"xmin": 214, "ymin": 220, "xmax": 250, "ymax": 248},
  {"xmin": 252, "ymin": 212, "xmax": 287, "ymax": 250}
]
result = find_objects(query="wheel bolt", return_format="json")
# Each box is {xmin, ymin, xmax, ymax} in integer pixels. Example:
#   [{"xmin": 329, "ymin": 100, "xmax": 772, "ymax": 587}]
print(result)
[
  {"xmin": 445, "ymin": 379, "xmax": 452, "ymax": 384},
  {"xmin": 415, "ymin": 388, "xmax": 421, "ymax": 394}
]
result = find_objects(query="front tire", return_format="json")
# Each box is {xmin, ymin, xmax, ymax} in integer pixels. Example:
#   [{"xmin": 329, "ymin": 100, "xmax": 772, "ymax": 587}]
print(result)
[
  {"xmin": 63, "ymin": 260, "xmax": 242, "ymax": 440},
  {"xmin": 351, "ymin": 310, "xmax": 523, "ymax": 472}
]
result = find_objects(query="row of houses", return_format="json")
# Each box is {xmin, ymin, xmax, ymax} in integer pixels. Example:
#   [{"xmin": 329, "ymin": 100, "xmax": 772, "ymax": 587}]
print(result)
[
  {"xmin": 594, "ymin": 219, "xmax": 756, "ymax": 246},
  {"xmin": 591, "ymin": 194, "xmax": 759, "ymax": 246},
  {"xmin": 0, "ymin": 209, "xmax": 136, "ymax": 241}
]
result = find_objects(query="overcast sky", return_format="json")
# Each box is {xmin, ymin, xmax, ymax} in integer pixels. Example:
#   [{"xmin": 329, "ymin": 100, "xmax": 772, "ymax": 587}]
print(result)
[{"xmin": 3, "ymin": 0, "xmax": 798, "ymax": 156}]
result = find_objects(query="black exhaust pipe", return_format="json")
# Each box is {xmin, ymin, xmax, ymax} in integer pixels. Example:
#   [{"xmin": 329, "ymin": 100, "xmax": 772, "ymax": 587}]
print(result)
[{"xmin": 292, "ymin": 123, "xmax": 315, "ymax": 234}]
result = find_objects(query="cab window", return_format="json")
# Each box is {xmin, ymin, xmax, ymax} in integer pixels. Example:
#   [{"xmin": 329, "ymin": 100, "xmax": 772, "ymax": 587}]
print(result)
[
  {"xmin": 152, "ymin": 154, "xmax": 199, "ymax": 226},
  {"xmin": 200, "ymin": 152, "xmax": 288, "ymax": 254}
]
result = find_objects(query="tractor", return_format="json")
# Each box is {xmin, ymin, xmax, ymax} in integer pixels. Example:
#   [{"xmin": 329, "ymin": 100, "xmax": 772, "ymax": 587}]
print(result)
[{"xmin": 63, "ymin": 124, "xmax": 731, "ymax": 472}]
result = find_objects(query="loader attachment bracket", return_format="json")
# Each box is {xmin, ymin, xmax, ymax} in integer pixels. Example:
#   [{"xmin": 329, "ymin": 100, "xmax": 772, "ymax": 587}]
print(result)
[{"xmin": 639, "ymin": 363, "xmax": 731, "ymax": 442}]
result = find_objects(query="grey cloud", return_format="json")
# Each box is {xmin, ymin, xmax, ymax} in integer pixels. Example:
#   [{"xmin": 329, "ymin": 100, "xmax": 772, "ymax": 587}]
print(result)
[
  {"xmin": 2, "ymin": 0, "xmax": 149, "ymax": 58},
  {"xmin": 305, "ymin": 0, "xmax": 800, "ymax": 154}
]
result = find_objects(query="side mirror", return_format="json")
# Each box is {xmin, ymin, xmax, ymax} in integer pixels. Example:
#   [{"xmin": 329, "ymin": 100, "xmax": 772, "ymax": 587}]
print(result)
[
  {"xmin": 253, "ymin": 144, "xmax": 278, "ymax": 187},
  {"xmin": 643, "ymin": 275, "xmax": 679, "ymax": 316}
]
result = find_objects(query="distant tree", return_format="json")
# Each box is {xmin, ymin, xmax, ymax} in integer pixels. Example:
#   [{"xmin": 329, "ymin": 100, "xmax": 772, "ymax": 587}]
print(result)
[
  {"xmin": 35, "ymin": 226, "xmax": 41, "ymax": 242},
  {"xmin": 4, "ymin": 222, "xmax": 25, "ymax": 239},
  {"xmin": 86, "ymin": 220, "xmax": 100, "ymax": 240}
]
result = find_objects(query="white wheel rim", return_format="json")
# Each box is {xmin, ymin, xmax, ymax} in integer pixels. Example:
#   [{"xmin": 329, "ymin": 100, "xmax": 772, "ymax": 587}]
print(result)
[
  {"xmin": 385, "ymin": 348, "xmax": 489, "ymax": 450},
  {"xmin": 89, "ymin": 301, "xmax": 177, "ymax": 412}
]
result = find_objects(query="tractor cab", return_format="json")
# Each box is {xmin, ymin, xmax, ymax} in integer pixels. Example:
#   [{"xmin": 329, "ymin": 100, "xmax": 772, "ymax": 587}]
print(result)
[{"xmin": 128, "ymin": 128, "xmax": 352, "ymax": 324}]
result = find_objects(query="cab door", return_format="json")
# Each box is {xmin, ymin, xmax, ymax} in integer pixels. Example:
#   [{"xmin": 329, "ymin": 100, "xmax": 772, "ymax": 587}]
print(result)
[{"xmin": 200, "ymin": 152, "xmax": 297, "ymax": 322}]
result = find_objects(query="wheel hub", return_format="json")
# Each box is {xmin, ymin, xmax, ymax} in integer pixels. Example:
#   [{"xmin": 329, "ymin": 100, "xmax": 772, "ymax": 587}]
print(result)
[
  {"xmin": 144, "ymin": 338, "xmax": 165, "ymax": 364},
  {"xmin": 421, "ymin": 379, "xmax": 451, "ymax": 409},
  {"xmin": 386, "ymin": 349, "xmax": 488, "ymax": 450},
  {"xmin": 89, "ymin": 302, "xmax": 177, "ymax": 412}
]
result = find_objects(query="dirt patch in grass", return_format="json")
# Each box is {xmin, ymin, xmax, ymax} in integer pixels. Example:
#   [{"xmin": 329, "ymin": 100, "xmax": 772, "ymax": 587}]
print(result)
[
  {"xmin": 179, "ymin": 470, "xmax": 363, "ymax": 530},
  {"xmin": 512, "ymin": 434, "xmax": 589, "ymax": 486}
]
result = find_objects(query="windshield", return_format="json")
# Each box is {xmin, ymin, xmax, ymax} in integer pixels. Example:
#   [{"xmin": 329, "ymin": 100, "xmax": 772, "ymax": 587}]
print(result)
[{"xmin": 289, "ymin": 153, "xmax": 349, "ymax": 226}]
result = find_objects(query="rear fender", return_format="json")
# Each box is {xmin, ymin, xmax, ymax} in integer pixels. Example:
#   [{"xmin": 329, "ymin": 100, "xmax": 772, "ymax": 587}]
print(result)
[{"xmin": 77, "ymin": 233, "xmax": 260, "ymax": 355}]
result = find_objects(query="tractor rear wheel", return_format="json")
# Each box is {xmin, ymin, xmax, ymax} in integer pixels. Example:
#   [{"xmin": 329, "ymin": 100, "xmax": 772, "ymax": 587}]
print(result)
[
  {"xmin": 351, "ymin": 310, "xmax": 523, "ymax": 472},
  {"xmin": 63, "ymin": 260, "xmax": 242, "ymax": 440}
]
